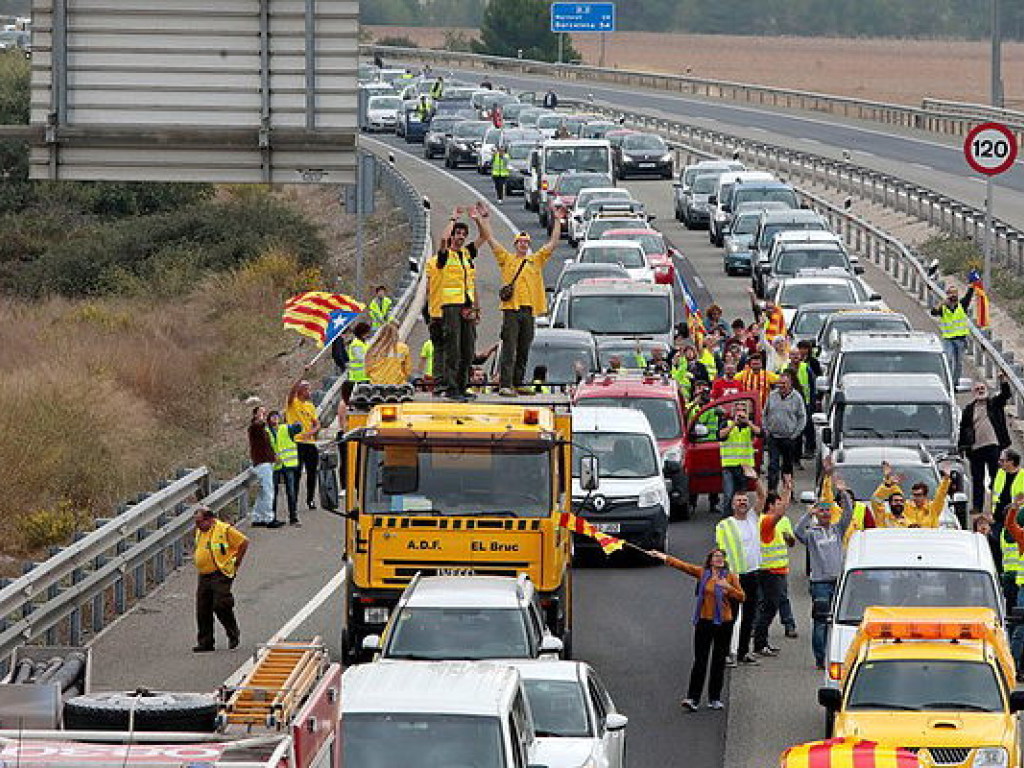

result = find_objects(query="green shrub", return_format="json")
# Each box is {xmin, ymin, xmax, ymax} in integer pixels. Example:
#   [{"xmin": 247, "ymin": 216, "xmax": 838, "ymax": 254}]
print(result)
[
  {"xmin": 918, "ymin": 234, "xmax": 979, "ymax": 276},
  {"xmin": 17, "ymin": 501, "xmax": 88, "ymax": 551}
]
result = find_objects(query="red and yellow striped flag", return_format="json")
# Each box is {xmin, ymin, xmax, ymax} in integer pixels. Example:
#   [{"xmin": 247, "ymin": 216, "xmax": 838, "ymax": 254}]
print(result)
[
  {"xmin": 780, "ymin": 738, "xmax": 919, "ymax": 768},
  {"xmin": 973, "ymin": 282, "xmax": 991, "ymax": 330},
  {"xmin": 557, "ymin": 512, "xmax": 625, "ymax": 555},
  {"xmin": 282, "ymin": 292, "xmax": 364, "ymax": 346}
]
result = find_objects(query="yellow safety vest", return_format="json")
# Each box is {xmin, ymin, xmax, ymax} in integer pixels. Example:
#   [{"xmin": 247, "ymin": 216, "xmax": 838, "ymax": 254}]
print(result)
[
  {"xmin": 760, "ymin": 515, "xmax": 793, "ymax": 570},
  {"xmin": 672, "ymin": 361, "xmax": 692, "ymax": 399},
  {"xmin": 368, "ymin": 297, "xmax": 393, "ymax": 329},
  {"xmin": 421, "ymin": 339, "xmax": 434, "ymax": 376},
  {"xmin": 991, "ymin": 469, "xmax": 1024, "ymax": 517},
  {"xmin": 720, "ymin": 423, "xmax": 754, "ymax": 467},
  {"xmin": 438, "ymin": 248, "xmax": 475, "ymax": 306},
  {"xmin": 349, "ymin": 338, "xmax": 370, "ymax": 382},
  {"xmin": 939, "ymin": 303, "xmax": 969, "ymax": 339},
  {"xmin": 699, "ymin": 349, "xmax": 717, "ymax": 380},
  {"xmin": 842, "ymin": 502, "xmax": 870, "ymax": 547},
  {"xmin": 492, "ymin": 152, "xmax": 510, "ymax": 178},
  {"xmin": 194, "ymin": 520, "xmax": 240, "ymax": 578},
  {"xmin": 716, "ymin": 517, "xmax": 752, "ymax": 574},
  {"xmin": 1001, "ymin": 534, "xmax": 1023, "ymax": 584},
  {"xmin": 794, "ymin": 361, "xmax": 811, "ymax": 404},
  {"xmin": 268, "ymin": 424, "xmax": 298, "ymax": 470}
]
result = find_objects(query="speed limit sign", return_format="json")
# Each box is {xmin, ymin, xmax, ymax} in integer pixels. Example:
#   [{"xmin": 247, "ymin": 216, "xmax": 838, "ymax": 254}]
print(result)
[{"xmin": 964, "ymin": 122, "xmax": 1019, "ymax": 175}]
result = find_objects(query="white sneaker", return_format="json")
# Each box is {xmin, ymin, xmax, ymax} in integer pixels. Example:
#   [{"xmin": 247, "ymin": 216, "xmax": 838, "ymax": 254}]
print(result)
[
  {"xmin": 680, "ymin": 698, "xmax": 698, "ymax": 712},
  {"xmin": 708, "ymin": 700, "xmax": 724, "ymax": 710}
]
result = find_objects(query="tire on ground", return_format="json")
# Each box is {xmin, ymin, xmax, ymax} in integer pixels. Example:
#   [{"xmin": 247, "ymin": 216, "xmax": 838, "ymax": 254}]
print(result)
[{"xmin": 64, "ymin": 689, "xmax": 219, "ymax": 732}]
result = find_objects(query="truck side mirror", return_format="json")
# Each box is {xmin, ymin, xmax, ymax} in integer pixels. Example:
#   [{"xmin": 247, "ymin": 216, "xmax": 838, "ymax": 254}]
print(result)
[
  {"xmin": 817, "ymin": 687, "xmax": 841, "ymax": 710},
  {"xmin": 361, "ymin": 634, "xmax": 383, "ymax": 652},
  {"xmin": 580, "ymin": 455, "xmax": 600, "ymax": 491}
]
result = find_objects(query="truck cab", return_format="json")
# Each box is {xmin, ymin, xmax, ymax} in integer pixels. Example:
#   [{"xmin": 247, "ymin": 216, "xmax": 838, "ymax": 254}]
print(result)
[
  {"xmin": 341, "ymin": 397, "xmax": 573, "ymax": 662},
  {"xmin": 819, "ymin": 606, "xmax": 1021, "ymax": 768}
]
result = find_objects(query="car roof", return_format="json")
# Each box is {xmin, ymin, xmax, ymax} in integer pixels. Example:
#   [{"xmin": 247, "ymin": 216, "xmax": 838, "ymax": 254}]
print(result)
[
  {"xmin": 559, "ymin": 262, "xmax": 630, "ymax": 275},
  {"xmin": 342, "ymin": 661, "xmax": 520, "ymax": 715},
  {"xmin": 602, "ymin": 228, "xmax": 662, "ymax": 237},
  {"xmin": 568, "ymin": 280, "xmax": 671, "ymax": 296},
  {"xmin": 532, "ymin": 328, "xmax": 598, "ymax": 348},
  {"xmin": 576, "ymin": 374, "xmax": 680, "ymax": 399},
  {"xmin": 824, "ymin": 310, "xmax": 908, "ymax": 325},
  {"xmin": 503, "ymin": 659, "xmax": 589, "ymax": 683},
  {"xmin": 838, "ymin": 331, "xmax": 942, "ymax": 351},
  {"xmin": 580, "ymin": 239, "xmax": 645, "ymax": 251},
  {"xmin": 760, "ymin": 209, "xmax": 824, "ymax": 223},
  {"xmin": 835, "ymin": 373, "xmax": 949, "ymax": 401},
  {"xmin": 403, "ymin": 575, "xmax": 533, "ymax": 608},
  {"xmin": 832, "ymin": 445, "xmax": 933, "ymax": 467},
  {"xmin": 844, "ymin": 529, "xmax": 994, "ymax": 570},
  {"xmin": 572, "ymin": 405, "xmax": 656, "ymax": 435}
]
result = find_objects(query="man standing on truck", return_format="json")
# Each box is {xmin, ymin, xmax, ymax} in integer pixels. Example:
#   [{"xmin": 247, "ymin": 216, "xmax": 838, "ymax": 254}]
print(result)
[
  {"xmin": 435, "ymin": 207, "xmax": 484, "ymax": 400},
  {"xmin": 473, "ymin": 203, "xmax": 562, "ymax": 397},
  {"xmin": 193, "ymin": 506, "xmax": 248, "ymax": 653},
  {"xmin": 930, "ymin": 282, "xmax": 974, "ymax": 386}
]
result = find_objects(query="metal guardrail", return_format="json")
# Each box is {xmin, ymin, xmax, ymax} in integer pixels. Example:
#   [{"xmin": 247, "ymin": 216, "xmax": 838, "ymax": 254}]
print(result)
[
  {"xmin": 0, "ymin": 148, "xmax": 431, "ymax": 674},
  {"xmin": 922, "ymin": 98, "xmax": 1024, "ymax": 129},
  {"xmin": 362, "ymin": 44, "xmax": 1024, "ymax": 142}
]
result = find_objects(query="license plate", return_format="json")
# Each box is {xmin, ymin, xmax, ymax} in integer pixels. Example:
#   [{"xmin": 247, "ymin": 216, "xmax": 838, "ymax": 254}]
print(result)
[
  {"xmin": 437, "ymin": 567, "xmax": 476, "ymax": 576},
  {"xmin": 592, "ymin": 523, "xmax": 620, "ymax": 533},
  {"xmin": 639, "ymin": 162, "xmax": 656, "ymax": 168}
]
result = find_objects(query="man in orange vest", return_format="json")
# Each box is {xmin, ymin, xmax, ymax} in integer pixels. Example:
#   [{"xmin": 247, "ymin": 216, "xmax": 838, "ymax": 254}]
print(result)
[{"xmin": 193, "ymin": 506, "xmax": 249, "ymax": 653}]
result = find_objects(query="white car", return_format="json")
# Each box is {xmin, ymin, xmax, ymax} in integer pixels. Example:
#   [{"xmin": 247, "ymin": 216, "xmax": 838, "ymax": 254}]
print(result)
[
  {"xmin": 507, "ymin": 660, "xmax": 627, "ymax": 768},
  {"xmin": 536, "ymin": 112, "xmax": 565, "ymax": 138},
  {"xmin": 768, "ymin": 270, "xmax": 882, "ymax": 326},
  {"xmin": 576, "ymin": 240, "xmax": 654, "ymax": 283},
  {"xmin": 569, "ymin": 188, "xmax": 632, "ymax": 245},
  {"xmin": 580, "ymin": 215, "xmax": 651, "ymax": 246},
  {"xmin": 364, "ymin": 95, "xmax": 403, "ymax": 132}
]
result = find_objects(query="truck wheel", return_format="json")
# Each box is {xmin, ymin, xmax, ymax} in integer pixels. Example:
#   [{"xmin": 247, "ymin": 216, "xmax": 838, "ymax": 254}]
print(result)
[
  {"xmin": 64, "ymin": 690, "xmax": 218, "ymax": 733},
  {"xmin": 670, "ymin": 497, "xmax": 691, "ymax": 521}
]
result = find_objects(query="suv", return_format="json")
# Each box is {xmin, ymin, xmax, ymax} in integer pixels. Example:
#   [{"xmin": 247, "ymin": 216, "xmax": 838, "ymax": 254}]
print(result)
[
  {"xmin": 673, "ymin": 159, "xmax": 744, "ymax": 222},
  {"xmin": 574, "ymin": 374, "xmax": 688, "ymax": 518},
  {"xmin": 570, "ymin": 406, "xmax": 674, "ymax": 553},
  {"xmin": 751, "ymin": 208, "xmax": 829, "ymax": 267},
  {"xmin": 708, "ymin": 171, "xmax": 775, "ymax": 246},
  {"xmin": 569, "ymin": 187, "xmax": 631, "ymax": 245},
  {"xmin": 362, "ymin": 574, "xmax": 564, "ymax": 660},
  {"xmin": 722, "ymin": 208, "xmax": 761, "ymax": 276},
  {"xmin": 755, "ymin": 237, "xmax": 858, "ymax": 299},
  {"xmin": 601, "ymin": 228, "xmax": 678, "ymax": 285},
  {"xmin": 816, "ymin": 310, "xmax": 912, "ymax": 367},
  {"xmin": 678, "ymin": 171, "xmax": 722, "ymax": 229},
  {"xmin": 768, "ymin": 270, "xmax": 882, "ymax": 326},
  {"xmin": 342, "ymin": 661, "xmax": 543, "ymax": 768},
  {"xmin": 562, "ymin": 279, "xmax": 675, "ymax": 350}
]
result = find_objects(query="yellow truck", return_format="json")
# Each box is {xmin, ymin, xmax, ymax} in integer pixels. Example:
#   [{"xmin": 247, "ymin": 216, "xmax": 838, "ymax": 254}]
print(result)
[
  {"xmin": 818, "ymin": 606, "xmax": 1023, "ymax": 768},
  {"xmin": 339, "ymin": 397, "xmax": 574, "ymax": 662}
]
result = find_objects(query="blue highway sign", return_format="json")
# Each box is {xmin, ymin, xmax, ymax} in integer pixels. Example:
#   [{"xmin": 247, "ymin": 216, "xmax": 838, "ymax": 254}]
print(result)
[{"xmin": 550, "ymin": 2, "xmax": 616, "ymax": 33}]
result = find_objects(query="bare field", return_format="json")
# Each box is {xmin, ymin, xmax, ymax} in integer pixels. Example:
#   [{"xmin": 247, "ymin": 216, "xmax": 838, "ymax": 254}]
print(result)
[{"xmin": 366, "ymin": 26, "xmax": 1023, "ymax": 107}]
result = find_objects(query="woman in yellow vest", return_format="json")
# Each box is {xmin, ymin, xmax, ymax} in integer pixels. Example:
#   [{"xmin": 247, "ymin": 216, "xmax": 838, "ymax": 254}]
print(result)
[
  {"xmin": 365, "ymin": 323, "xmax": 411, "ymax": 386},
  {"xmin": 267, "ymin": 410, "xmax": 305, "ymax": 526}
]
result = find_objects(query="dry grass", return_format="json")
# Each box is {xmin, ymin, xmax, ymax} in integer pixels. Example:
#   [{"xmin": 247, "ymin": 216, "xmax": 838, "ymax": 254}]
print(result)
[{"xmin": 366, "ymin": 26, "xmax": 1024, "ymax": 107}]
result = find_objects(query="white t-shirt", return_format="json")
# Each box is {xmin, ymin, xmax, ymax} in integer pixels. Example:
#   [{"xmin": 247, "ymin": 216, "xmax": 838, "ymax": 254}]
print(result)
[{"xmin": 734, "ymin": 513, "xmax": 762, "ymax": 574}]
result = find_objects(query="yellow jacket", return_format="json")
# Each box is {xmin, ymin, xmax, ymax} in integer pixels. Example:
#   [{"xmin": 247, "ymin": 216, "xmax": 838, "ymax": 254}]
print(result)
[
  {"xmin": 495, "ymin": 245, "xmax": 554, "ymax": 314},
  {"xmin": 426, "ymin": 258, "xmax": 444, "ymax": 319},
  {"xmin": 194, "ymin": 519, "xmax": 247, "ymax": 577},
  {"xmin": 870, "ymin": 475, "xmax": 950, "ymax": 529},
  {"xmin": 820, "ymin": 474, "xmax": 870, "ymax": 546}
]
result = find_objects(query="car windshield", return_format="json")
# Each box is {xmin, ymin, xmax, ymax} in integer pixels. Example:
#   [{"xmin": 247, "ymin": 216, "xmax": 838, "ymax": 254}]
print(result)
[
  {"xmin": 623, "ymin": 134, "xmax": 666, "ymax": 151},
  {"xmin": 556, "ymin": 174, "xmax": 611, "ymax": 195},
  {"xmin": 734, "ymin": 187, "xmax": 799, "ymax": 209},
  {"xmin": 776, "ymin": 249, "xmax": 850, "ymax": 274},
  {"xmin": 569, "ymin": 295, "xmax": 670, "ymax": 334},
  {"xmin": 838, "ymin": 350, "xmax": 947, "ymax": 382},
  {"xmin": 369, "ymin": 97, "xmax": 402, "ymax": 109},
  {"xmin": 343, "ymin": 713, "xmax": 506, "ymax": 768},
  {"xmin": 825, "ymin": 318, "xmax": 910, "ymax": 347},
  {"xmin": 484, "ymin": 128, "xmax": 502, "ymax": 144},
  {"xmin": 586, "ymin": 218, "xmax": 646, "ymax": 240},
  {"xmin": 846, "ymin": 661, "xmax": 1003, "ymax": 713},
  {"xmin": 519, "ymin": 111, "xmax": 544, "ymax": 126},
  {"xmin": 791, "ymin": 309, "xmax": 837, "ymax": 337},
  {"xmin": 578, "ymin": 397, "xmax": 682, "ymax": 440},
  {"xmin": 717, "ymin": 182, "xmax": 735, "ymax": 204},
  {"xmin": 836, "ymin": 568, "xmax": 999, "ymax": 624},
  {"xmin": 760, "ymin": 222, "xmax": 826, "ymax": 247},
  {"xmin": 364, "ymin": 445, "xmax": 552, "ymax": 516},
  {"xmin": 831, "ymin": 462, "xmax": 937, "ymax": 502},
  {"xmin": 556, "ymin": 266, "xmax": 628, "ymax": 293},
  {"xmin": 455, "ymin": 122, "xmax": 490, "ymax": 139},
  {"xmin": 607, "ymin": 232, "xmax": 664, "ymax": 254},
  {"xmin": 508, "ymin": 143, "xmax": 534, "ymax": 159},
  {"xmin": 523, "ymin": 680, "xmax": 591, "ymax": 738},
  {"xmin": 527, "ymin": 343, "xmax": 596, "ymax": 384},
  {"xmin": 839, "ymin": 402, "xmax": 952, "ymax": 440},
  {"xmin": 384, "ymin": 607, "xmax": 532, "ymax": 660},
  {"xmin": 429, "ymin": 119, "xmax": 461, "ymax": 134},
  {"xmin": 580, "ymin": 246, "xmax": 645, "ymax": 268},
  {"xmin": 577, "ymin": 190, "xmax": 629, "ymax": 209},
  {"xmin": 731, "ymin": 214, "xmax": 760, "ymax": 235},
  {"xmin": 545, "ymin": 146, "xmax": 611, "ymax": 173},
  {"xmin": 779, "ymin": 282, "xmax": 857, "ymax": 307},
  {"xmin": 583, "ymin": 124, "xmax": 614, "ymax": 137},
  {"xmin": 537, "ymin": 114, "xmax": 563, "ymax": 129},
  {"xmin": 572, "ymin": 431, "xmax": 659, "ymax": 478},
  {"xmin": 692, "ymin": 175, "xmax": 719, "ymax": 194}
]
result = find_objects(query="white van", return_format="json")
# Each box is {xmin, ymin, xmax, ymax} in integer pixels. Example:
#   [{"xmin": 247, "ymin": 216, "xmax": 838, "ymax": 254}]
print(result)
[
  {"xmin": 526, "ymin": 139, "xmax": 613, "ymax": 213},
  {"xmin": 342, "ymin": 661, "xmax": 542, "ymax": 768},
  {"xmin": 709, "ymin": 170, "xmax": 775, "ymax": 246},
  {"xmin": 570, "ymin": 406, "xmax": 673, "ymax": 553},
  {"xmin": 822, "ymin": 529, "xmax": 1002, "ymax": 690}
]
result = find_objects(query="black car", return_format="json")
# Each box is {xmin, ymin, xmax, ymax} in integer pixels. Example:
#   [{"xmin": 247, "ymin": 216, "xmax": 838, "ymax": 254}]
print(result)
[
  {"xmin": 423, "ymin": 117, "xmax": 465, "ymax": 159},
  {"xmin": 615, "ymin": 133, "xmax": 673, "ymax": 180},
  {"xmin": 444, "ymin": 120, "xmax": 491, "ymax": 168}
]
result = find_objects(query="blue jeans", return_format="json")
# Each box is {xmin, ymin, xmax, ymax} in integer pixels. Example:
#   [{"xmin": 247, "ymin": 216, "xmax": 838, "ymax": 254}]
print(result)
[
  {"xmin": 1012, "ymin": 587, "xmax": 1024, "ymax": 664},
  {"xmin": 274, "ymin": 466, "xmax": 299, "ymax": 522},
  {"xmin": 721, "ymin": 466, "xmax": 748, "ymax": 513},
  {"xmin": 252, "ymin": 463, "xmax": 275, "ymax": 523},
  {"xmin": 779, "ymin": 574, "xmax": 795, "ymax": 630},
  {"xmin": 809, "ymin": 580, "xmax": 836, "ymax": 667},
  {"xmin": 942, "ymin": 336, "xmax": 966, "ymax": 386}
]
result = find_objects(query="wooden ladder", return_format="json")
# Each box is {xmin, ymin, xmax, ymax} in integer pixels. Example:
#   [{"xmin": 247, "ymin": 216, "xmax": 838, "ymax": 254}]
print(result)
[{"xmin": 221, "ymin": 638, "xmax": 327, "ymax": 729}]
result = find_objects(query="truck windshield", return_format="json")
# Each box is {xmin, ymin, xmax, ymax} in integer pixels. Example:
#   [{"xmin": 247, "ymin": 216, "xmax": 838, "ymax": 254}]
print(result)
[
  {"xmin": 523, "ymin": 680, "xmax": 591, "ymax": 737},
  {"xmin": 544, "ymin": 145, "xmax": 611, "ymax": 173},
  {"xmin": 572, "ymin": 432, "xmax": 659, "ymax": 479},
  {"xmin": 578, "ymin": 397, "xmax": 682, "ymax": 440},
  {"xmin": 839, "ymin": 350, "xmax": 948, "ymax": 382},
  {"xmin": 847, "ymin": 660, "xmax": 1003, "ymax": 713},
  {"xmin": 839, "ymin": 403, "xmax": 952, "ymax": 440},
  {"xmin": 569, "ymin": 295, "xmax": 670, "ymax": 335},
  {"xmin": 836, "ymin": 568, "xmax": 999, "ymax": 625},
  {"xmin": 384, "ymin": 607, "xmax": 532, "ymax": 660},
  {"xmin": 343, "ymin": 713, "xmax": 506, "ymax": 768},
  {"xmin": 364, "ymin": 446, "xmax": 552, "ymax": 516}
]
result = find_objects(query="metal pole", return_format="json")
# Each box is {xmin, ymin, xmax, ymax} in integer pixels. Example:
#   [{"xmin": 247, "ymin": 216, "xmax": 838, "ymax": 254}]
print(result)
[
  {"xmin": 599, "ymin": 32, "xmax": 606, "ymax": 67},
  {"xmin": 558, "ymin": 33, "xmax": 563, "ymax": 65},
  {"xmin": 984, "ymin": 176, "xmax": 994, "ymax": 289},
  {"xmin": 356, "ymin": 165, "xmax": 365, "ymax": 301},
  {"xmin": 992, "ymin": 0, "xmax": 1004, "ymax": 108}
]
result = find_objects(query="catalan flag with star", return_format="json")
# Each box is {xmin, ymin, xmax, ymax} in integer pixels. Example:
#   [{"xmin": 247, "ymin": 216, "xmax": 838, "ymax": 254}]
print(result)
[
  {"xmin": 283, "ymin": 292, "xmax": 364, "ymax": 347},
  {"xmin": 968, "ymin": 268, "xmax": 990, "ymax": 330},
  {"xmin": 557, "ymin": 512, "xmax": 625, "ymax": 556},
  {"xmin": 780, "ymin": 738, "xmax": 919, "ymax": 768}
]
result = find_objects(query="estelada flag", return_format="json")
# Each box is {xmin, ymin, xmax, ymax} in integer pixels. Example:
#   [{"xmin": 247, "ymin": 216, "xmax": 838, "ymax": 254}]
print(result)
[
  {"xmin": 283, "ymin": 292, "xmax": 364, "ymax": 346},
  {"xmin": 557, "ymin": 512, "xmax": 625, "ymax": 556},
  {"xmin": 968, "ymin": 268, "xmax": 990, "ymax": 330},
  {"xmin": 780, "ymin": 738, "xmax": 919, "ymax": 768}
]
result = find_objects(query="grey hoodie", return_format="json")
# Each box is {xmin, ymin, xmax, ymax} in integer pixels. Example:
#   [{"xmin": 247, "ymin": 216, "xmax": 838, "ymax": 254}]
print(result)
[{"xmin": 764, "ymin": 388, "xmax": 807, "ymax": 439}]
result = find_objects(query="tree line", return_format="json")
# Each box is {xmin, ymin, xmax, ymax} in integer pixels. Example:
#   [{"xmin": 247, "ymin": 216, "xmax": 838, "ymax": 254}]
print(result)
[{"xmin": 364, "ymin": 0, "xmax": 1024, "ymax": 40}]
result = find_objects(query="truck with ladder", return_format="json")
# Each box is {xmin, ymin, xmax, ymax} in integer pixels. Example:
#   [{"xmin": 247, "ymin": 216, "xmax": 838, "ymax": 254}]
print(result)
[{"xmin": 339, "ymin": 393, "xmax": 575, "ymax": 662}]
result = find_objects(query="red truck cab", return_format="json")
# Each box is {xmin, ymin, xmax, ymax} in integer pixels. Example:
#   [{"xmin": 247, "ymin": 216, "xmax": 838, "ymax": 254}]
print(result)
[
  {"xmin": 683, "ymin": 391, "xmax": 765, "ymax": 507},
  {"xmin": 573, "ymin": 373, "xmax": 689, "ymax": 519}
]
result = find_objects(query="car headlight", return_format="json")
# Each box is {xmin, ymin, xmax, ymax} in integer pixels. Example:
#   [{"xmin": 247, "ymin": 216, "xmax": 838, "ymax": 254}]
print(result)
[
  {"xmin": 638, "ymin": 486, "xmax": 663, "ymax": 508},
  {"xmin": 621, "ymin": 153, "xmax": 634, "ymax": 162},
  {"xmin": 973, "ymin": 747, "xmax": 1008, "ymax": 767},
  {"xmin": 661, "ymin": 152, "xmax": 673, "ymax": 162},
  {"xmin": 456, "ymin": 142, "xmax": 469, "ymax": 150},
  {"xmin": 364, "ymin": 606, "xmax": 390, "ymax": 624},
  {"xmin": 661, "ymin": 447, "xmax": 682, "ymax": 463}
]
